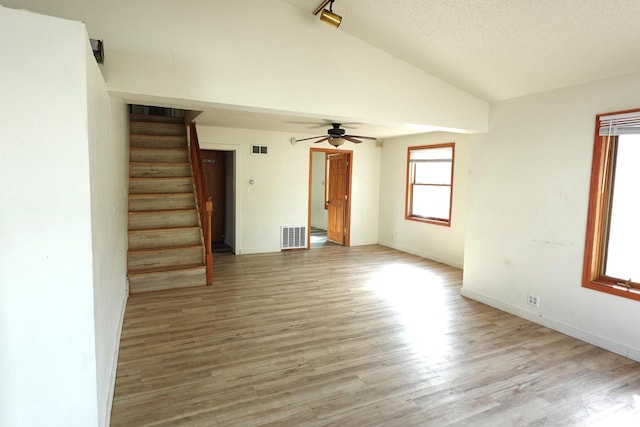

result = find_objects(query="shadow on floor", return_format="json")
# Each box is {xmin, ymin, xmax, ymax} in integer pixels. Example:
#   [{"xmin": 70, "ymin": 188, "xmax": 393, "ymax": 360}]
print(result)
[{"xmin": 211, "ymin": 242, "xmax": 233, "ymax": 253}]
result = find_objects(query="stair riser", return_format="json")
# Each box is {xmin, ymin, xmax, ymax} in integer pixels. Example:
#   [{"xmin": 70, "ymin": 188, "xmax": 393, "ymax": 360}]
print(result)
[
  {"xmin": 130, "ymin": 122, "xmax": 186, "ymax": 136},
  {"xmin": 129, "ymin": 178, "xmax": 193, "ymax": 194},
  {"xmin": 130, "ymin": 164, "xmax": 191, "ymax": 178},
  {"xmin": 130, "ymin": 149, "xmax": 189, "ymax": 163},
  {"xmin": 129, "ymin": 228, "xmax": 202, "ymax": 250},
  {"xmin": 129, "ymin": 211, "xmax": 199, "ymax": 230},
  {"xmin": 128, "ymin": 247, "xmax": 203, "ymax": 271},
  {"xmin": 130, "ymin": 135, "xmax": 187, "ymax": 149},
  {"xmin": 129, "ymin": 267, "xmax": 207, "ymax": 294},
  {"xmin": 129, "ymin": 195, "xmax": 196, "ymax": 211}
]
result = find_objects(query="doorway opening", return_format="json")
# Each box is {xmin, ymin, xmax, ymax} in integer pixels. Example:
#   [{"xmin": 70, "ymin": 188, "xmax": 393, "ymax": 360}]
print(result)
[
  {"xmin": 308, "ymin": 148, "xmax": 353, "ymax": 248},
  {"xmin": 202, "ymin": 149, "xmax": 236, "ymax": 253}
]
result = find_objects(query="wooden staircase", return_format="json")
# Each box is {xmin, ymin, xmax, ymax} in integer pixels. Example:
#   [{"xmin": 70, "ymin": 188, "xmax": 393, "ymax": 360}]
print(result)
[{"xmin": 127, "ymin": 113, "xmax": 207, "ymax": 293}]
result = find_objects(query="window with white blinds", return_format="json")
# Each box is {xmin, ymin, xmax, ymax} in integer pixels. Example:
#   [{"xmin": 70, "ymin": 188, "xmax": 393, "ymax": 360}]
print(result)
[
  {"xmin": 583, "ymin": 109, "xmax": 640, "ymax": 301},
  {"xmin": 598, "ymin": 111, "xmax": 640, "ymax": 136}
]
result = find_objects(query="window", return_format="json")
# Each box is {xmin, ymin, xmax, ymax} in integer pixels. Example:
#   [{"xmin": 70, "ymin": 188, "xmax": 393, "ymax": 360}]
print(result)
[
  {"xmin": 405, "ymin": 143, "xmax": 454, "ymax": 226},
  {"xmin": 583, "ymin": 109, "xmax": 640, "ymax": 301}
]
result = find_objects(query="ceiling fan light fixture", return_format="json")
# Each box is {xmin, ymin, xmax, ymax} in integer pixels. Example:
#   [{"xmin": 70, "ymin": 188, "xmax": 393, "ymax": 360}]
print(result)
[
  {"xmin": 330, "ymin": 137, "xmax": 345, "ymax": 147},
  {"xmin": 320, "ymin": 9, "xmax": 342, "ymax": 28}
]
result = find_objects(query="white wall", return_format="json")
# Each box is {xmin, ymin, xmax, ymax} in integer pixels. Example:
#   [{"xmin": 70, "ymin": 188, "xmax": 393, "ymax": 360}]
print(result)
[
  {"xmin": 310, "ymin": 151, "xmax": 327, "ymax": 229},
  {"xmin": 0, "ymin": 7, "xmax": 98, "ymax": 425},
  {"xmin": 86, "ymin": 46, "xmax": 129, "ymax": 426},
  {"xmin": 463, "ymin": 72, "xmax": 640, "ymax": 362},
  {"xmin": 378, "ymin": 133, "xmax": 470, "ymax": 268},
  {"xmin": 197, "ymin": 126, "xmax": 380, "ymax": 253},
  {"xmin": 2, "ymin": 0, "xmax": 488, "ymax": 133}
]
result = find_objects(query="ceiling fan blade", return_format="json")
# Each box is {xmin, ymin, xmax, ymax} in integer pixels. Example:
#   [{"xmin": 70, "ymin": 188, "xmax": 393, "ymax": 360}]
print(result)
[
  {"xmin": 285, "ymin": 120, "xmax": 361, "ymax": 129},
  {"xmin": 283, "ymin": 121, "xmax": 329, "ymax": 128},
  {"xmin": 313, "ymin": 137, "xmax": 330, "ymax": 144},
  {"xmin": 294, "ymin": 134, "xmax": 329, "ymax": 142},
  {"xmin": 344, "ymin": 136, "xmax": 363, "ymax": 143},
  {"xmin": 345, "ymin": 134, "xmax": 378, "ymax": 140}
]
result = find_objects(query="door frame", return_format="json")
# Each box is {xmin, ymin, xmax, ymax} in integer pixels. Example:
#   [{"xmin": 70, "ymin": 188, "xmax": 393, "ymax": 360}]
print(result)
[
  {"xmin": 201, "ymin": 148, "xmax": 237, "ymax": 253},
  {"xmin": 308, "ymin": 147, "xmax": 353, "ymax": 248}
]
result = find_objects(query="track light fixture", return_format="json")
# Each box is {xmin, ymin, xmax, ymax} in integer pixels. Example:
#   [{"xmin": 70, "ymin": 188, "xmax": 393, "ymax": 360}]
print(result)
[
  {"xmin": 313, "ymin": 0, "xmax": 342, "ymax": 28},
  {"xmin": 90, "ymin": 39, "xmax": 104, "ymax": 64}
]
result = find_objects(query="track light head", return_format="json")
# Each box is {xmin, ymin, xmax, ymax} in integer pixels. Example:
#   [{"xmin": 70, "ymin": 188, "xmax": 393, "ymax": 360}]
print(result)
[
  {"xmin": 313, "ymin": 0, "xmax": 342, "ymax": 28},
  {"xmin": 320, "ymin": 9, "xmax": 342, "ymax": 28},
  {"xmin": 90, "ymin": 38, "xmax": 104, "ymax": 64}
]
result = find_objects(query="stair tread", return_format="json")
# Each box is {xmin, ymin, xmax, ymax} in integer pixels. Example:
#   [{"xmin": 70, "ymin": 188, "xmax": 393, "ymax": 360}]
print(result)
[
  {"xmin": 129, "ymin": 176, "xmax": 192, "ymax": 181},
  {"xmin": 130, "ymin": 134, "xmax": 186, "ymax": 140},
  {"xmin": 128, "ymin": 244, "xmax": 202, "ymax": 254},
  {"xmin": 130, "ymin": 161, "xmax": 190, "ymax": 166},
  {"xmin": 128, "ymin": 208, "xmax": 197, "ymax": 215},
  {"xmin": 128, "ymin": 226, "xmax": 201, "ymax": 234},
  {"xmin": 129, "ymin": 192, "xmax": 193, "ymax": 197},
  {"xmin": 130, "ymin": 147, "xmax": 187, "ymax": 152},
  {"xmin": 128, "ymin": 263, "xmax": 205, "ymax": 276}
]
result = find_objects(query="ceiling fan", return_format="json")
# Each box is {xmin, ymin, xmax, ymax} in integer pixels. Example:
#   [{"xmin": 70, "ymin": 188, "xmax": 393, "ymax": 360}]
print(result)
[{"xmin": 291, "ymin": 123, "xmax": 378, "ymax": 148}]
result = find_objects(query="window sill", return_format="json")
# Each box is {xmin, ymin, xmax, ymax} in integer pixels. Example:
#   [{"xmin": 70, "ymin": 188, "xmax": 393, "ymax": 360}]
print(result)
[
  {"xmin": 405, "ymin": 215, "xmax": 451, "ymax": 227},
  {"xmin": 583, "ymin": 279, "xmax": 640, "ymax": 302}
]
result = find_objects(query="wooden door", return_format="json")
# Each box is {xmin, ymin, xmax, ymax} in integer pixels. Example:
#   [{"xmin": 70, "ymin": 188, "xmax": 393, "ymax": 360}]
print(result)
[
  {"xmin": 202, "ymin": 150, "xmax": 226, "ymax": 244},
  {"xmin": 326, "ymin": 153, "xmax": 348, "ymax": 244}
]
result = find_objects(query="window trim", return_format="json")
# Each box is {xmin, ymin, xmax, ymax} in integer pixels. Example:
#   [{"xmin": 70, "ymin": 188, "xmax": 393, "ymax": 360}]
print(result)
[
  {"xmin": 583, "ymin": 108, "xmax": 640, "ymax": 301},
  {"xmin": 405, "ymin": 143, "xmax": 455, "ymax": 227}
]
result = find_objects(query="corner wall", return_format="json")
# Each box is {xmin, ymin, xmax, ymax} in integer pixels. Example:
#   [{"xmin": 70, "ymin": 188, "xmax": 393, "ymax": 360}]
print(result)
[
  {"xmin": 86, "ymin": 44, "xmax": 129, "ymax": 426},
  {"xmin": 0, "ymin": 7, "xmax": 99, "ymax": 425},
  {"xmin": 378, "ymin": 133, "xmax": 470, "ymax": 268},
  {"xmin": 463, "ymin": 72, "xmax": 640, "ymax": 361}
]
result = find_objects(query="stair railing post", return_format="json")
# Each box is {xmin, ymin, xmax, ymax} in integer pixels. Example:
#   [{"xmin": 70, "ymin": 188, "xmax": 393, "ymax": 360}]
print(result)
[
  {"xmin": 189, "ymin": 122, "xmax": 213, "ymax": 285},
  {"xmin": 205, "ymin": 198, "xmax": 213, "ymax": 285}
]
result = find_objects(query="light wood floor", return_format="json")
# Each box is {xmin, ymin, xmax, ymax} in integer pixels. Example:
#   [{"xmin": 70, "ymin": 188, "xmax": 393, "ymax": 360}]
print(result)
[{"xmin": 111, "ymin": 245, "xmax": 640, "ymax": 426}]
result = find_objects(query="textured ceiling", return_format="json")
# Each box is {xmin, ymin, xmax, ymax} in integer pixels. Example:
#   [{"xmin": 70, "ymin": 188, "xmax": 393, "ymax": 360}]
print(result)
[{"xmin": 282, "ymin": 0, "xmax": 640, "ymax": 101}]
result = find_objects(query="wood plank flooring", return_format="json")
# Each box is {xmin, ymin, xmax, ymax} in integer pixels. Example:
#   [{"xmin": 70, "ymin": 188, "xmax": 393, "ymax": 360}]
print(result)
[{"xmin": 111, "ymin": 245, "xmax": 640, "ymax": 426}]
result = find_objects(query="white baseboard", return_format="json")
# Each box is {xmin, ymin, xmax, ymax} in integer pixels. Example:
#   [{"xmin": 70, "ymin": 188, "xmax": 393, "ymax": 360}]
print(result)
[
  {"xmin": 104, "ymin": 290, "xmax": 128, "ymax": 427},
  {"xmin": 237, "ymin": 246, "xmax": 281, "ymax": 255},
  {"xmin": 460, "ymin": 287, "xmax": 640, "ymax": 363},
  {"xmin": 377, "ymin": 240, "xmax": 463, "ymax": 269}
]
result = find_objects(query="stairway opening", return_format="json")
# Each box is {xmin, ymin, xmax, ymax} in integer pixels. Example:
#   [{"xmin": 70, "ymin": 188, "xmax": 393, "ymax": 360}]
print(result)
[{"xmin": 126, "ymin": 105, "xmax": 208, "ymax": 293}]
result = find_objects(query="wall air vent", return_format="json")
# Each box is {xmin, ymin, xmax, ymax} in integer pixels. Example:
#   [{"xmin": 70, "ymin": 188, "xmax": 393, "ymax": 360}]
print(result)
[
  {"xmin": 280, "ymin": 226, "xmax": 307, "ymax": 250},
  {"xmin": 251, "ymin": 145, "xmax": 268, "ymax": 155}
]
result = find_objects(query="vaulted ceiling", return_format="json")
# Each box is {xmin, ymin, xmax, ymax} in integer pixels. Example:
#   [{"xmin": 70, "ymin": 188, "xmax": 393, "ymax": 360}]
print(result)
[
  {"xmin": 6, "ymin": 0, "xmax": 640, "ymax": 138},
  {"xmin": 204, "ymin": 0, "xmax": 640, "ymax": 136},
  {"xmin": 282, "ymin": 0, "xmax": 640, "ymax": 101}
]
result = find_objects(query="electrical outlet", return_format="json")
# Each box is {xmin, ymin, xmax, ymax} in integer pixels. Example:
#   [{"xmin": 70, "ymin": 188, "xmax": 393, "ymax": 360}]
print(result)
[{"xmin": 527, "ymin": 294, "xmax": 540, "ymax": 308}]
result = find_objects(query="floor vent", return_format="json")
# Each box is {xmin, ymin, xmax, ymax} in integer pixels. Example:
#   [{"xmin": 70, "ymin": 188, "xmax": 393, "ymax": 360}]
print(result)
[{"xmin": 281, "ymin": 226, "xmax": 307, "ymax": 249}]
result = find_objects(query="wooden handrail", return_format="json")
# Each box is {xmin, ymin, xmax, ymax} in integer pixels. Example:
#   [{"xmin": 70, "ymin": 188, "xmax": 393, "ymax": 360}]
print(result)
[{"xmin": 188, "ymin": 122, "xmax": 213, "ymax": 285}]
